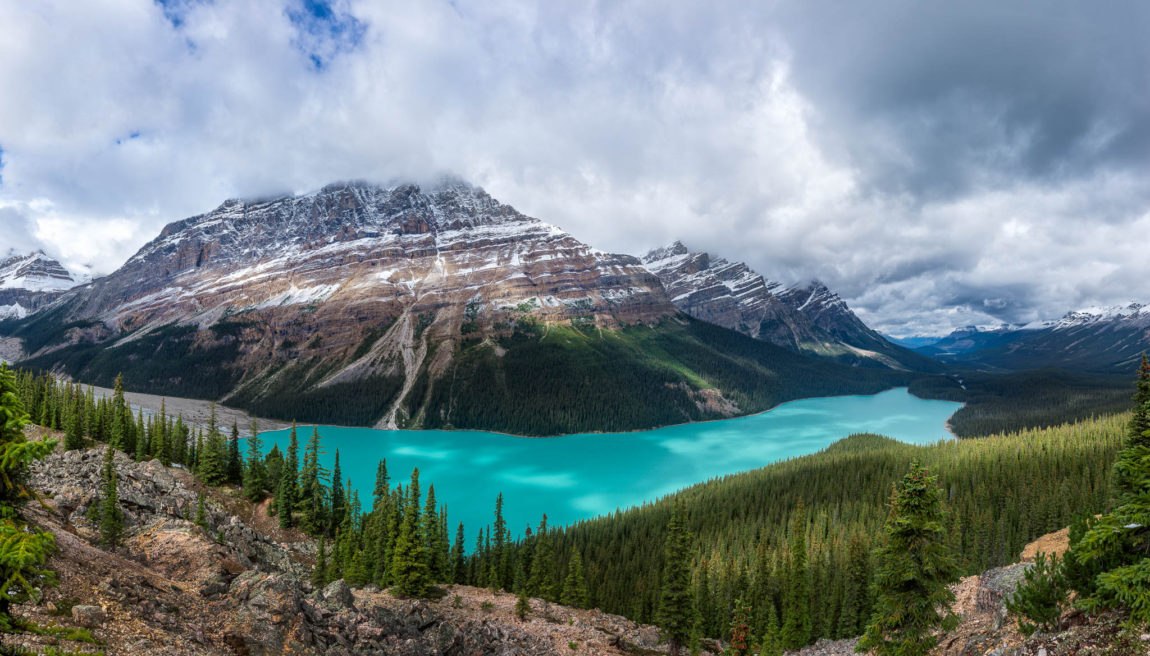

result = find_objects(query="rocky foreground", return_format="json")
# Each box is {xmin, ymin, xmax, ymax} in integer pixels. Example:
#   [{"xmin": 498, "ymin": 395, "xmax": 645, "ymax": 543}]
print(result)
[{"xmin": 7, "ymin": 430, "xmax": 709, "ymax": 655}]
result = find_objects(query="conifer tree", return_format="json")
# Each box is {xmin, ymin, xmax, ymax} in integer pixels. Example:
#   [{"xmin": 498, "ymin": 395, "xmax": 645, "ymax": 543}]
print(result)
[
  {"xmin": 227, "ymin": 421, "xmax": 243, "ymax": 485},
  {"xmin": 195, "ymin": 491, "xmax": 207, "ymax": 528},
  {"xmin": 331, "ymin": 449, "xmax": 346, "ymax": 533},
  {"xmin": 781, "ymin": 502, "xmax": 811, "ymax": 650},
  {"xmin": 759, "ymin": 600, "xmax": 783, "ymax": 656},
  {"xmin": 64, "ymin": 393, "xmax": 84, "ymax": 450},
  {"xmin": 390, "ymin": 469, "xmax": 429, "ymax": 597},
  {"xmin": 859, "ymin": 462, "xmax": 959, "ymax": 656},
  {"xmin": 490, "ymin": 493, "xmax": 510, "ymax": 590},
  {"xmin": 515, "ymin": 589, "xmax": 531, "ymax": 620},
  {"xmin": 657, "ymin": 501, "xmax": 694, "ymax": 656},
  {"xmin": 837, "ymin": 533, "xmax": 871, "ymax": 638},
  {"xmin": 278, "ymin": 424, "xmax": 299, "ymax": 528},
  {"xmin": 451, "ymin": 522, "xmax": 467, "ymax": 584},
  {"xmin": 561, "ymin": 548, "xmax": 590, "ymax": 609},
  {"xmin": 313, "ymin": 536, "xmax": 330, "ymax": 588},
  {"xmin": 0, "ymin": 364, "xmax": 57, "ymax": 629},
  {"xmin": 99, "ymin": 445, "xmax": 125, "ymax": 549},
  {"xmin": 243, "ymin": 420, "xmax": 267, "ymax": 502},
  {"xmin": 528, "ymin": 515, "xmax": 556, "ymax": 600},
  {"xmin": 1069, "ymin": 359, "xmax": 1150, "ymax": 624}
]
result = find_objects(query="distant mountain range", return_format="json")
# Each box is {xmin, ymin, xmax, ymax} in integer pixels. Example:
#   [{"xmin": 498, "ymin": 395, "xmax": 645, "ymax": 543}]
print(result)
[
  {"xmin": 915, "ymin": 304, "xmax": 1150, "ymax": 373},
  {"xmin": 0, "ymin": 180, "xmax": 920, "ymax": 434}
]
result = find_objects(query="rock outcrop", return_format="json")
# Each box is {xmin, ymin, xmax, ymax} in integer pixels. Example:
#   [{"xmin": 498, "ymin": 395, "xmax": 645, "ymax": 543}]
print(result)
[{"xmin": 12, "ymin": 437, "xmax": 712, "ymax": 655}]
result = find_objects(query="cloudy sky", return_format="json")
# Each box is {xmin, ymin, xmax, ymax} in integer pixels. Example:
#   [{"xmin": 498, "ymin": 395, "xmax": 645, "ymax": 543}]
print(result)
[{"xmin": 1, "ymin": 1, "xmax": 1148, "ymax": 336}]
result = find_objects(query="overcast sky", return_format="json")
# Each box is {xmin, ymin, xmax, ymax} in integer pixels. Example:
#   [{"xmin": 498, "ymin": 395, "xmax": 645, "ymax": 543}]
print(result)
[{"xmin": 1, "ymin": 1, "xmax": 1148, "ymax": 336}]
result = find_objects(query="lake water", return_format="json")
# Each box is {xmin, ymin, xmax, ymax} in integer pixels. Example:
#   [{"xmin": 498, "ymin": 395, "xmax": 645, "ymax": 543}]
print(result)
[{"xmin": 258, "ymin": 387, "xmax": 961, "ymax": 541}]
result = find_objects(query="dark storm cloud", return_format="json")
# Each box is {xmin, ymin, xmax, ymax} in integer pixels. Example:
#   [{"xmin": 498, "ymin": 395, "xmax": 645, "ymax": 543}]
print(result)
[{"xmin": 773, "ymin": 1, "xmax": 1150, "ymax": 200}]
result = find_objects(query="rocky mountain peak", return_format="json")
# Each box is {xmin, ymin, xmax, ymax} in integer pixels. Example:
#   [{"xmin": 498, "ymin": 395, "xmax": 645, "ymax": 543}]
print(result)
[
  {"xmin": 642, "ymin": 243, "xmax": 927, "ymax": 370},
  {"xmin": 0, "ymin": 250, "xmax": 77, "ymax": 292}
]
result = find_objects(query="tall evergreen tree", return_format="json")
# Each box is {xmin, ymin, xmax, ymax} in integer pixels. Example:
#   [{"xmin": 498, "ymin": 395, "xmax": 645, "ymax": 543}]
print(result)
[
  {"xmin": 243, "ymin": 420, "xmax": 267, "ymax": 502},
  {"xmin": 859, "ymin": 462, "xmax": 959, "ymax": 656},
  {"xmin": 657, "ymin": 501, "xmax": 694, "ymax": 656},
  {"xmin": 528, "ymin": 514, "xmax": 556, "ymax": 600},
  {"xmin": 277, "ymin": 423, "xmax": 300, "ymax": 528},
  {"xmin": 781, "ymin": 502, "xmax": 811, "ymax": 649},
  {"xmin": 451, "ymin": 522, "xmax": 467, "ymax": 584},
  {"xmin": 561, "ymin": 548, "xmax": 590, "ymax": 609},
  {"xmin": 1069, "ymin": 359, "xmax": 1150, "ymax": 624},
  {"xmin": 227, "ymin": 421, "xmax": 243, "ymax": 485},
  {"xmin": 98, "ymin": 445, "xmax": 125, "ymax": 549},
  {"xmin": 390, "ymin": 469, "xmax": 429, "ymax": 597},
  {"xmin": 0, "ymin": 364, "xmax": 57, "ymax": 630}
]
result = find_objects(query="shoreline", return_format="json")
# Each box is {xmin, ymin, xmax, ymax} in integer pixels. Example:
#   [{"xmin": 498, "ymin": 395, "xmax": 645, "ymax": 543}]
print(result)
[{"xmin": 71, "ymin": 380, "xmax": 963, "ymax": 441}]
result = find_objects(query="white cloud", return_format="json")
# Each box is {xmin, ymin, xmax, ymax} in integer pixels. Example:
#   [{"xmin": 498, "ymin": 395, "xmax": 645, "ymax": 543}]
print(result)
[{"xmin": 0, "ymin": 0, "xmax": 1147, "ymax": 334}]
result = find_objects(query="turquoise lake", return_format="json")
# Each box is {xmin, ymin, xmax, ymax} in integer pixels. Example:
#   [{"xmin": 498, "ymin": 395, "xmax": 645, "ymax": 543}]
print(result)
[{"xmin": 258, "ymin": 388, "xmax": 961, "ymax": 541}]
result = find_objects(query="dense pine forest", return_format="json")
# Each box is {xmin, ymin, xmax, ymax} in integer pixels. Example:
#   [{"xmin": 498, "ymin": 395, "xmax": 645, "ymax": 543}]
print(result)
[{"xmin": 8, "ymin": 365, "xmax": 1145, "ymax": 653}]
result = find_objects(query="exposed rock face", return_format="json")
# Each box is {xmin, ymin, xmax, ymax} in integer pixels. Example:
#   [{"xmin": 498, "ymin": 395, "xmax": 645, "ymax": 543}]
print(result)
[
  {"xmin": 0, "ymin": 250, "xmax": 78, "ymax": 318},
  {"xmin": 16, "ymin": 439, "xmax": 712, "ymax": 655},
  {"xmin": 13, "ymin": 181, "xmax": 675, "ymax": 427},
  {"xmin": 643, "ymin": 242, "xmax": 924, "ymax": 369}
]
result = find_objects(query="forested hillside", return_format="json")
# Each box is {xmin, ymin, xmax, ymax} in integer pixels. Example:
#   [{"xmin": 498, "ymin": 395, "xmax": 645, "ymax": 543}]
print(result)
[{"xmin": 530, "ymin": 415, "xmax": 1125, "ymax": 644}]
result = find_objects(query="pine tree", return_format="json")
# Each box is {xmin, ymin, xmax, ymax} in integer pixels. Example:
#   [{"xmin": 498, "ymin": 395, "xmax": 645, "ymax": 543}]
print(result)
[
  {"xmin": 781, "ymin": 502, "xmax": 811, "ymax": 650},
  {"xmin": 98, "ymin": 445, "xmax": 125, "ymax": 549},
  {"xmin": 657, "ymin": 501, "xmax": 694, "ymax": 656},
  {"xmin": 64, "ymin": 392, "xmax": 84, "ymax": 450},
  {"xmin": 227, "ymin": 421, "xmax": 243, "ymax": 485},
  {"xmin": 490, "ymin": 493, "xmax": 509, "ymax": 590},
  {"xmin": 0, "ymin": 364, "xmax": 57, "ymax": 629},
  {"xmin": 837, "ymin": 533, "xmax": 871, "ymax": 638},
  {"xmin": 1005, "ymin": 552, "xmax": 1067, "ymax": 635},
  {"xmin": 561, "ymin": 548, "xmax": 590, "ymax": 609},
  {"xmin": 758, "ymin": 600, "xmax": 783, "ymax": 656},
  {"xmin": 331, "ymin": 450, "xmax": 346, "ymax": 533},
  {"xmin": 859, "ymin": 462, "xmax": 959, "ymax": 656},
  {"xmin": 528, "ymin": 515, "xmax": 557, "ymax": 600},
  {"xmin": 515, "ymin": 589, "xmax": 532, "ymax": 621},
  {"xmin": 313, "ymin": 536, "xmax": 330, "ymax": 588},
  {"xmin": 451, "ymin": 522, "xmax": 467, "ymax": 584},
  {"xmin": 390, "ymin": 469, "xmax": 430, "ymax": 597},
  {"xmin": 243, "ymin": 420, "xmax": 267, "ymax": 502},
  {"xmin": 195, "ymin": 491, "xmax": 207, "ymax": 528},
  {"xmin": 1069, "ymin": 360, "xmax": 1150, "ymax": 624},
  {"xmin": 278, "ymin": 424, "xmax": 299, "ymax": 529}
]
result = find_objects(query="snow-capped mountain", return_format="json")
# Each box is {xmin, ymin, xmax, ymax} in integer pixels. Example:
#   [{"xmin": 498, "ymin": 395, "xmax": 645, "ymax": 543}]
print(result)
[
  {"xmin": 0, "ymin": 251, "xmax": 79, "ymax": 319},
  {"xmin": 6, "ymin": 180, "xmax": 686, "ymax": 427},
  {"xmin": 917, "ymin": 303, "xmax": 1150, "ymax": 372},
  {"xmin": 642, "ymin": 242, "xmax": 931, "ymax": 370}
]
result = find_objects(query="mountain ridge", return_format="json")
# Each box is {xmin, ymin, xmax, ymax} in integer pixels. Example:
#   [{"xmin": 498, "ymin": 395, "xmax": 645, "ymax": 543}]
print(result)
[{"xmin": 2, "ymin": 181, "xmax": 919, "ymax": 435}]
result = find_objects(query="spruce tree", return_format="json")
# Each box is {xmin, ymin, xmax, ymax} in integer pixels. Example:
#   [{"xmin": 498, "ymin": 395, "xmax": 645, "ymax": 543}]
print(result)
[
  {"xmin": 278, "ymin": 424, "xmax": 300, "ymax": 529},
  {"xmin": 451, "ymin": 522, "xmax": 467, "ymax": 584},
  {"xmin": 1069, "ymin": 359, "xmax": 1150, "ymax": 624},
  {"xmin": 0, "ymin": 364, "xmax": 57, "ymax": 629},
  {"xmin": 64, "ymin": 393, "xmax": 84, "ymax": 450},
  {"xmin": 227, "ymin": 421, "xmax": 243, "ymax": 485},
  {"xmin": 390, "ymin": 469, "xmax": 429, "ymax": 597},
  {"xmin": 98, "ymin": 445, "xmax": 125, "ymax": 549},
  {"xmin": 515, "ymin": 589, "xmax": 532, "ymax": 620},
  {"xmin": 781, "ymin": 502, "xmax": 811, "ymax": 650},
  {"xmin": 837, "ymin": 533, "xmax": 871, "ymax": 638},
  {"xmin": 313, "ymin": 536, "xmax": 330, "ymax": 588},
  {"xmin": 561, "ymin": 548, "xmax": 590, "ymax": 609},
  {"xmin": 243, "ymin": 420, "xmax": 267, "ymax": 502},
  {"xmin": 657, "ymin": 501, "xmax": 694, "ymax": 656},
  {"xmin": 859, "ymin": 462, "xmax": 959, "ymax": 656},
  {"xmin": 528, "ymin": 514, "xmax": 556, "ymax": 600}
]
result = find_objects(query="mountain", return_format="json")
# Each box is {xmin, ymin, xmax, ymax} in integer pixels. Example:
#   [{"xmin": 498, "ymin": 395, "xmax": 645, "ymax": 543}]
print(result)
[
  {"xmin": 641, "ymin": 242, "xmax": 933, "ymax": 370},
  {"xmin": 918, "ymin": 304, "xmax": 1150, "ymax": 373},
  {"xmin": 0, "ymin": 250, "xmax": 79, "ymax": 319},
  {"xmin": 2, "ymin": 181, "xmax": 913, "ymax": 435}
]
